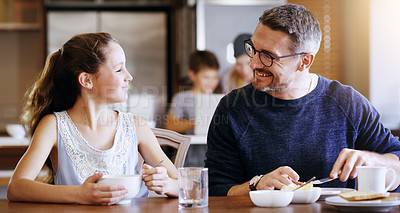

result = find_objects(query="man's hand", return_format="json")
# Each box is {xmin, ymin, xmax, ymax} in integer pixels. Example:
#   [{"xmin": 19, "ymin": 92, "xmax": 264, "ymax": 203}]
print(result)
[
  {"xmin": 330, "ymin": 148, "xmax": 400, "ymax": 191},
  {"xmin": 330, "ymin": 148, "xmax": 373, "ymax": 181},
  {"xmin": 257, "ymin": 166, "xmax": 300, "ymax": 190}
]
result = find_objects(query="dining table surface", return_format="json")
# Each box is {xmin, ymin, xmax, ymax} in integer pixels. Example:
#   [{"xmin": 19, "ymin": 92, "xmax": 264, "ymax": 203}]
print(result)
[{"xmin": 1, "ymin": 193, "xmax": 400, "ymax": 213}]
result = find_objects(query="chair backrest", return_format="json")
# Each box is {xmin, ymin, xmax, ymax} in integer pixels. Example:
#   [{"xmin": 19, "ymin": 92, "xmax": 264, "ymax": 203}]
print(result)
[{"xmin": 138, "ymin": 128, "xmax": 191, "ymax": 170}]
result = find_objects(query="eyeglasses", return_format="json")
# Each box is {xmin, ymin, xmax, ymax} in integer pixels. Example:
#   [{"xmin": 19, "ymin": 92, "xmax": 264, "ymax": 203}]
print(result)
[{"xmin": 244, "ymin": 39, "xmax": 307, "ymax": 67}]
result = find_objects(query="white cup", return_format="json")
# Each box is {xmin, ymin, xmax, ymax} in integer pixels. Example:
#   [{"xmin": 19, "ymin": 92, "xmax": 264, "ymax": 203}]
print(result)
[
  {"xmin": 356, "ymin": 166, "xmax": 396, "ymax": 193},
  {"xmin": 178, "ymin": 167, "xmax": 208, "ymax": 208},
  {"xmin": 97, "ymin": 175, "xmax": 142, "ymax": 204}
]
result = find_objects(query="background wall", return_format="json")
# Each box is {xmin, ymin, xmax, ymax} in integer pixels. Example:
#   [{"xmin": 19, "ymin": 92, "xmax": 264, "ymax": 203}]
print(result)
[
  {"xmin": 369, "ymin": 0, "xmax": 400, "ymax": 129},
  {"xmin": 341, "ymin": 0, "xmax": 370, "ymax": 99}
]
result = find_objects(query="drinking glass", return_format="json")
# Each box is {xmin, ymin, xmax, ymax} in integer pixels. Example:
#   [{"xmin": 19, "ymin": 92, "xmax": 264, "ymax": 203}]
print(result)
[{"xmin": 178, "ymin": 167, "xmax": 208, "ymax": 208}]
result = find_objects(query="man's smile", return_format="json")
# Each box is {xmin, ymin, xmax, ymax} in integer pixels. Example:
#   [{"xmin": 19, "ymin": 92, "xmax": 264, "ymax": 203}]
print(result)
[{"xmin": 255, "ymin": 70, "xmax": 273, "ymax": 77}]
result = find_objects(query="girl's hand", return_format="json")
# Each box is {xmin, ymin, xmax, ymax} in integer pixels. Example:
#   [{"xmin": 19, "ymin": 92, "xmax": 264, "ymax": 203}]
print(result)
[
  {"xmin": 142, "ymin": 164, "xmax": 174, "ymax": 195},
  {"xmin": 78, "ymin": 173, "xmax": 128, "ymax": 205}
]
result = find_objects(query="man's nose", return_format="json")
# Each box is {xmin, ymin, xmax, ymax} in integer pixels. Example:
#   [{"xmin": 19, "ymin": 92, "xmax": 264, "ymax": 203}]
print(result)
[{"xmin": 249, "ymin": 53, "xmax": 263, "ymax": 70}]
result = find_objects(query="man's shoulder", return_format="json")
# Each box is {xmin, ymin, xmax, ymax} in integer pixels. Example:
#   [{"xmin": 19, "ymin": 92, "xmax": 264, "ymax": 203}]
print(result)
[
  {"xmin": 318, "ymin": 75, "xmax": 370, "ymax": 112},
  {"xmin": 323, "ymin": 77, "xmax": 363, "ymax": 101}
]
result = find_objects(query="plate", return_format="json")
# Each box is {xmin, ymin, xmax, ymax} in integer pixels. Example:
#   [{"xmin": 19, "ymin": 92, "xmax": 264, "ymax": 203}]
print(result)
[
  {"xmin": 325, "ymin": 196, "xmax": 400, "ymax": 212},
  {"xmin": 319, "ymin": 188, "xmax": 355, "ymax": 200}
]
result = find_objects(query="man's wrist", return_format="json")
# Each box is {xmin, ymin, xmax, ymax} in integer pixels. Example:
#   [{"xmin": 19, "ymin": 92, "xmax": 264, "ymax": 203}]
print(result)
[{"xmin": 249, "ymin": 175, "xmax": 264, "ymax": 191}]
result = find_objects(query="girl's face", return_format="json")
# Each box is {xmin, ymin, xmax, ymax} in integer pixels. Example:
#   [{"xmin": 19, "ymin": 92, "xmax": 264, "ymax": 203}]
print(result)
[
  {"xmin": 191, "ymin": 68, "xmax": 219, "ymax": 94},
  {"xmin": 234, "ymin": 54, "xmax": 253, "ymax": 82},
  {"xmin": 91, "ymin": 42, "xmax": 133, "ymax": 104}
]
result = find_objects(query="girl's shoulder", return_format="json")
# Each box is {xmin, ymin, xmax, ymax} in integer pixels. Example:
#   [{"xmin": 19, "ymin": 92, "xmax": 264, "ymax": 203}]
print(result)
[
  {"xmin": 117, "ymin": 111, "xmax": 147, "ymax": 132},
  {"xmin": 30, "ymin": 113, "xmax": 58, "ymax": 147},
  {"xmin": 132, "ymin": 115, "xmax": 154, "ymax": 145},
  {"xmin": 39, "ymin": 113, "xmax": 57, "ymax": 127},
  {"xmin": 132, "ymin": 115, "xmax": 148, "ymax": 130}
]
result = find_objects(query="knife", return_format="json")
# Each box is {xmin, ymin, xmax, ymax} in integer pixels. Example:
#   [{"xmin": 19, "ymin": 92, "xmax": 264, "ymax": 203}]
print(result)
[{"xmin": 310, "ymin": 177, "xmax": 338, "ymax": 185}]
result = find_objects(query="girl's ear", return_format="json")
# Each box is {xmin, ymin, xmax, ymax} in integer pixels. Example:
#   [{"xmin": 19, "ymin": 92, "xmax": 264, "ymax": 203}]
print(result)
[
  {"xmin": 298, "ymin": 53, "xmax": 315, "ymax": 71},
  {"xmin": 78, "ymin": 72, "xmax": 93, "ymax": 89}
]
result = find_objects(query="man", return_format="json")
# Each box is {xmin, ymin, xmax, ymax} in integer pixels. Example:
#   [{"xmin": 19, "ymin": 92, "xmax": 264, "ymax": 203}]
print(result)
[{"xmin": 205, "ymin": 4, "xmax": 400, "ymax": 196}]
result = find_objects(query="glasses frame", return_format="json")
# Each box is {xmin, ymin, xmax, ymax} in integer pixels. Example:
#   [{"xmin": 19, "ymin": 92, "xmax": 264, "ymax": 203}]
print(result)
[{"xmin": 244, "ymin": 39, "xmax": 307, "ymax": 67}]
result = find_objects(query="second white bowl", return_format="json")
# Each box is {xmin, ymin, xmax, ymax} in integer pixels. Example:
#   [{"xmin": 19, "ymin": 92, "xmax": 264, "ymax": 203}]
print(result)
[
  {"xmin": 249, "ymin": 190, "xmax": 294, "ymax": 207},
  {"xmin": 291, "ymin": 187, "xmax": 321, "ymax": 204}
]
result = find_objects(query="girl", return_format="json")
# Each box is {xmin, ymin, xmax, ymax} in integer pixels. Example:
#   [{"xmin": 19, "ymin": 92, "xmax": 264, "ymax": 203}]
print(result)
[{"xmin": 7, "ymin": 33, "xmax": 178, "ymax": 205}]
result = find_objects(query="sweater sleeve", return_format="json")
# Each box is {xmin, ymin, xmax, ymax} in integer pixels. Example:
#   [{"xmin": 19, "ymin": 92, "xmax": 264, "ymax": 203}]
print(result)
[
  {"xmin": 205, "ymin": 96, "xmax": 247, "ymax": 196},
  {"xmin": 329, "ymin": 82, "xmax": 400, "ymax": 158},
  {"xmin": 352, "ymin": 91, "xmax": 400, "ymax": 158}
]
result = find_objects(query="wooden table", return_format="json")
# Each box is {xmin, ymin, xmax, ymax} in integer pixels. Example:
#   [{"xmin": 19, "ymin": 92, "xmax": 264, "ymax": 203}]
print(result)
[{"xmin": 1, "ymin": 195, "xmax": 399, "ymax": 213}]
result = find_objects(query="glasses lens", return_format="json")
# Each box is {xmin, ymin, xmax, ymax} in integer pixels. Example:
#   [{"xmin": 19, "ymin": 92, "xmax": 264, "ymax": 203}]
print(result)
[
  {"xmin": 259, "ymin": 52, "xmax": 273, "ymax": 67},
  {"xmin": 244, "ymin": 42, "xmax": 254, "ymax": 57}
]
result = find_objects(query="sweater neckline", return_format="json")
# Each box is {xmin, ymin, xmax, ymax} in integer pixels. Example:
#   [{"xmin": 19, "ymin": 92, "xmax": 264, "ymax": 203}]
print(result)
[{"xmin": 251, "ymin": 74, "xmax": 324, "ymax": 107}]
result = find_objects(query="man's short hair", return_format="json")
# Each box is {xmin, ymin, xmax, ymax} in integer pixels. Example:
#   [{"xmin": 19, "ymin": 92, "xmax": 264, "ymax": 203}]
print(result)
[
  {"xmin": 189, "ymin": 50, "xmax": 219, "ymax": 73},
  {"xmin": 259, "ymin": 4, "xmax": 322, "ymax": 55}
]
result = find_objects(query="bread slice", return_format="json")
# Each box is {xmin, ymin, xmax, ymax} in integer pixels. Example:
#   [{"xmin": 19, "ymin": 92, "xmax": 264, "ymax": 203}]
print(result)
[{"xmin": 339, "ymin": 190, "xmax": 389, "ymax": 201}]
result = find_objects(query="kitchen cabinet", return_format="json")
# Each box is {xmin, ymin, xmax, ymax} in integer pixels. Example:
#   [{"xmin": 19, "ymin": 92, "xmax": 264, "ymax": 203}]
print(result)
[
  {"xmin": 0, "ymin": 0, "xmax": 44, "ymax": 132},
  {"xmin": 0, "ymin": 0, "xmax": 42, "ymax": 30}
]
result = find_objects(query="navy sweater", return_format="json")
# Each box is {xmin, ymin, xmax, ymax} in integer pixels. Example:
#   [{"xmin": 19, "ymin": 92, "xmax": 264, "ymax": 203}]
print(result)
[{"xmin": 205, "ymin": 75, "xmax": 400, "ymax": 196}]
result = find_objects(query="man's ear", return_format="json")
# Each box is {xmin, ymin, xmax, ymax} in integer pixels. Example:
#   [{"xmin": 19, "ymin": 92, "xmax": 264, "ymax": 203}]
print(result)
[
  {"xmin": 78, "ymin": 72, "xmax": 93, "ymax": 89},
  {"xmin": 298, "ymin": 53, "xmax": 315, "ymax": 71},
  {"xmin": 188, "ymin": 70, "xmax": 196, "ymax": 82}
]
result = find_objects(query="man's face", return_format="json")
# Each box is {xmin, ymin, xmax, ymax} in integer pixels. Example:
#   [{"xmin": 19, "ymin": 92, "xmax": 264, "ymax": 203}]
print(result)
[{"xmin": 250, "ymin": 24, "xmax": 302, "ymax": 93}]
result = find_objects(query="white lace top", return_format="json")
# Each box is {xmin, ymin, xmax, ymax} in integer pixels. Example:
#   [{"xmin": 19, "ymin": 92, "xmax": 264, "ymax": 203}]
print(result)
[{"xmin": 53, "ymin": 111, "xmax": 148, "ymax": 197}]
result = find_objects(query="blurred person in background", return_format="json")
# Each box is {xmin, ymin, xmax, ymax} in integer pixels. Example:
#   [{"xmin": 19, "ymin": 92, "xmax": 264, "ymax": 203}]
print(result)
[
  {"xmin": 165, "ymin": 50, "xmax": 219, "ymax": 135},
  {"xmin": 221, "ymin": 33, "xmax": 253, "ymax": 93}
]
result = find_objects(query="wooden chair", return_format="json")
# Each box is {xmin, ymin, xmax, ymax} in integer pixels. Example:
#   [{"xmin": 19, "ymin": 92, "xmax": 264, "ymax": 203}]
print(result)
[{"xmin": 138, "ymin": 128, "xmax": 191, "ymax": 170}]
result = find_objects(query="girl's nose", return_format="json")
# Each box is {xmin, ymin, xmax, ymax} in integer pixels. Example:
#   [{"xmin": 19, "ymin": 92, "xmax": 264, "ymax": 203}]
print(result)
[{"xmin": 126, "ymin": 70, "xmax": 133, "ymax": 82}]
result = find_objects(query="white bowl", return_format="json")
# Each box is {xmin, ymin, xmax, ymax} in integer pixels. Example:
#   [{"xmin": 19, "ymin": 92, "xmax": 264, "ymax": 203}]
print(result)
[
  {"xmin": 249, "ymin": 190, "xmax": 294, "ymax": 207},
  {"xmin": 291, "ymin": 187, "xmax": 321, "ymax": 204},
  {"xmin": 97, "ymin": 174, "xmax": 142, "ymax": 204},
  {"xmin": 5, "ymin": 124, "xmax": 26, "ymax": 139}
]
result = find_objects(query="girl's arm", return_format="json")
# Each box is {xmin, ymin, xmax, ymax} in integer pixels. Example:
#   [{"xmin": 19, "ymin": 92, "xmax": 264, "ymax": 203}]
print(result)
[
  {"xmin": 7, "ymin": 114, "xmax": 127, "ymax": 204},
  {"xmin": 135, "ymin": 117, "xmax": 179, "ymax": 197}
]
